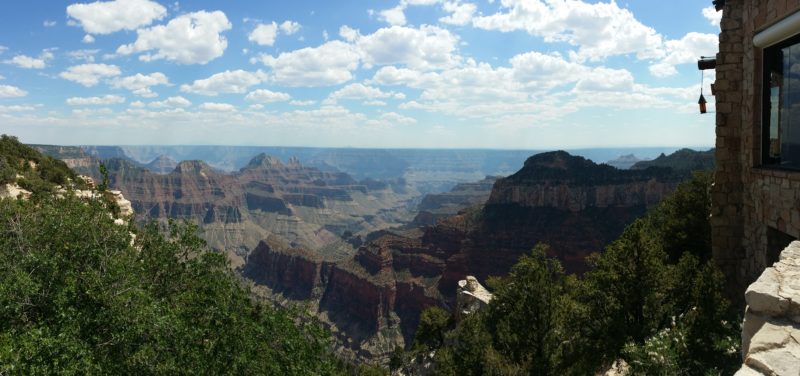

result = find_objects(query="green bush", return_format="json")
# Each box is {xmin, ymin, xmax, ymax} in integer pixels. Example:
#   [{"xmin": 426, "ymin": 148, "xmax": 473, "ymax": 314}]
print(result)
[
  {"xmin": 0, "ymin": 194, "xmax": 345, "ymax": 375},
  {"xmin": 421, "ymin": 172, "xmax": 740, "ymax": 375}
]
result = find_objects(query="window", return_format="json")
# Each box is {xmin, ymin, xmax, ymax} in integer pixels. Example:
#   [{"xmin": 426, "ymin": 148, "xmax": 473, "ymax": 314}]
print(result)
[{"xmin": 763, "ymin": 35, "xmax": 800, "ymax": 169}]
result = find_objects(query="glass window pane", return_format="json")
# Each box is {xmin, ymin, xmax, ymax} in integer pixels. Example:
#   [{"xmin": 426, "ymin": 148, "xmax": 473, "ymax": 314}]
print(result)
[{"xmin": 781, "ymin": 44, "xmax": 800, "ymax": 168}]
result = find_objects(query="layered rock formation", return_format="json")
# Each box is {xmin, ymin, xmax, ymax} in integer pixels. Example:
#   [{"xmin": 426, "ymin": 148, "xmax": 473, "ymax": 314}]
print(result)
[
  {"xmin": 736, "ymin": 241, "xmax": 800, "ymax": 375},
  {"xmin": 243, "ymin": 230, "xmax": 443, "ymax": 362},
  {"xmin": 242, "ymin": 150, "xmax": 689, "ymax": 363},
  {"xmin": 459, "ymin": 151, "xmax": 680, "ymax": 274},
  {"xmin": 61, "ymin": 153, "xmax": 416, "ymax": 269},
  {"xmin": 414, "ymin": 176, "xmax": 498, "ymax": 225}
]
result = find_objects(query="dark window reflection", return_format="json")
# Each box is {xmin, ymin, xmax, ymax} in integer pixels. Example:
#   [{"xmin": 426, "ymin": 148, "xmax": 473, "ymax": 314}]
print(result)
[{"xmin": 764, "ymin": 39, "xmax": 800, "ymax": 169}]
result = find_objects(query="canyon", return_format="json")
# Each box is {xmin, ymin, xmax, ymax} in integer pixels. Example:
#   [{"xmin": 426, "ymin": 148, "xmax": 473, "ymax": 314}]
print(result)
[{"xmin": 36, "ymin": 144, "xmax": 711, "ymax": 363}]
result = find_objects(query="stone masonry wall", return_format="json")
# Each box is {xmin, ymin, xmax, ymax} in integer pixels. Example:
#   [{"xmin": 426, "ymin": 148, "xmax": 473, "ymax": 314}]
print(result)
[{"xmin": 712, "ymin": 0, "xmax": 800, "ymax": 301}]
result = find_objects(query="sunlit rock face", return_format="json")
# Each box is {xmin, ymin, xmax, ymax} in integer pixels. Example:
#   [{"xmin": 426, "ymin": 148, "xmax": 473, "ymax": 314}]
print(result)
[{"xmin": 455, "ymin": 276, "xmax": 493, "ymax": 321}]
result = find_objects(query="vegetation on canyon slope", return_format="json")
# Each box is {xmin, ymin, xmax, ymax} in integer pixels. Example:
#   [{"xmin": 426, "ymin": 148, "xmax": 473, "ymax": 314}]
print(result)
[
  {"xmin": 0, "ymin": 135, "xmax": 82, "ymax": 193},
  {"xmin": 0, "ymin": 136, "xmax": 357, "ymax": 375},
  {"xmin": 401, "ymin": 172, "xmax": 740, "ymax": 375}
]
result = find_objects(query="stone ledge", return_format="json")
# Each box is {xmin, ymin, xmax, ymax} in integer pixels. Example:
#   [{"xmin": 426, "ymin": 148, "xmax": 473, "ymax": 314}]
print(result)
[{"xmin": 737, "ymin": 241, "xmax": 800, "ymax": 375}]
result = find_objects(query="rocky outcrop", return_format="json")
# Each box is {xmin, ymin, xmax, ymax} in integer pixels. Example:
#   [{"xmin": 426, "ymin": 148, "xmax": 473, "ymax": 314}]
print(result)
[
  {"xmin": 736, "ymin": 241, "xmax": 800, "ymax": 375},
  {"xmin": 454, "ymin": 276, "xmax": 493, "ymax": 321},
  {"xmin": 0, "ymin": 183, "xmax": 31, "ymax": 200}
]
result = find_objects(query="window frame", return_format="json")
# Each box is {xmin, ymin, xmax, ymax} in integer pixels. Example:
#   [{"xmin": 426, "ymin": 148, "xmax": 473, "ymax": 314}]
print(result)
[{"xmin": 762, "ymin": 33, "xmax": 800, "ymax": 169}]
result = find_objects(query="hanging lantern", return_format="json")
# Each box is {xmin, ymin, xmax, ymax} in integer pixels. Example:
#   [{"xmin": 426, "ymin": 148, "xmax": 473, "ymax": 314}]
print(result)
[{"xmin": 698, "ymin": 94, "xmax": 707, "ymax": 114}]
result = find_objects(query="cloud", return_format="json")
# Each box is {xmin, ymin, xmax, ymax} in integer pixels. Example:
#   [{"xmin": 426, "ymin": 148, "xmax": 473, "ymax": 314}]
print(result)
[
  {"xmin": 43, "ymin": 20, "xmax": 57, "ymax": 27},
  {"xmin": 326, "ymin": 83, "xmax": 405, "ymax": 104},
  {"xmin": 574, "ymin": 67, "xmax": 634, "ymax": 92},
  {"xmin": 280, "ymin": 20, "xmax": 301, "ymax": 35},
  {"xmin": 290, "ymin": 100, "xmax": 315, "ymax": 106},
  {"xmin": 67, "ymin": 0, "xmax": 166, "ymax": 34},
  {"xmin": 0, "ymin": 84, "xmax": 27, "ymax": 97},
  {"xmin": 66, "ymin": 94, "xmax": 126, "ymax": 105},
  {"xmin": 180, "ymin": 70, "xmax": 266, "ymax": 96},
  {"xmin": 649, "ymin": 32, "xmax": 718, "ymax": 77},
  {"xmin": 339, "ymin": 25, "xmax": 359, "ymax": 42},
  {"xmin": 200, "ymin": 102, "xmax": 236, "ymax": 111},
  {"xmin": 4, "ymin": 50, "xmax": 55, "ymax": 69},
  {"xmin": 245, "ymin": 89, "xmax": 291, "ymax": 103},
  {"xmin": 472, "ymin": 0, "xmax": 664, "ymax": 62},
  {"xmin": 702, "ymin": 6, "xmax": 722, "ymax": 27},
  {"xmin": 354, "ymin": 25, "xmax": 461, "ymax": 70},
  {"xmin": 249, "ymin": 22, "xmax": 278, "ymax": 46},
  {"xmin": 379, "ymin": 6, "xmax": 407, "ymax": 26},
  {"xmin": 149, "ymin": 96, "xmax": 191, "ymax": 108},
  {"xmin": 67, "ymin": 49, "xmax": 99, "ymax": 62},
  {"xmin": 117, "ymin": 10, "xmax": 231, "ymax": 64},
  {"xmin": 380, "ymin": 111, "xmax": 417, "ymax": 124},
  {"xmin": 5, "ymin": 55, "xmax": 47, "ymax": 69},
  {"xmin": 0, "ymin": 105, "xmax": 37, "ymax": 112},
  {"xmin": 110, "ymin": 72, "xmax": 169, "ymax": 97},
  {"xmin": 252, "ymin": 41, "xmax": 360, "ymax": 87},
  {"xmin": 440, "ymin": 1, "xmax": 476, "ymax": 25},
  {"xmin": 82, "ymin": 34, "xmax": 95, "ymax": 44},
  {"xmin": 59, "ymin": 63, "xmax": 121, "ymax": 86},
  {"xmin": 509, "ymin": 51, "xmax": 587, "ymax": 88}
]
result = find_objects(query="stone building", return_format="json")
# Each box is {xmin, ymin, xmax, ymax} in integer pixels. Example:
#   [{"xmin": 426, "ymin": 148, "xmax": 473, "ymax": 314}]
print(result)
[{"xmin": 712, "ymin": 0, "xmax": 800, "ymax": 298}]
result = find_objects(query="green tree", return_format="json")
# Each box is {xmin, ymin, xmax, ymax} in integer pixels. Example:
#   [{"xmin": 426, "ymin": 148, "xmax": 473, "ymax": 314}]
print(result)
[
  {"xmin": 0, "ymin": 194, "xmax": 346, "ymax": 375},
  {"xmin": 413, "ymin": 306, "xmax": 451, "ymax": 352}
]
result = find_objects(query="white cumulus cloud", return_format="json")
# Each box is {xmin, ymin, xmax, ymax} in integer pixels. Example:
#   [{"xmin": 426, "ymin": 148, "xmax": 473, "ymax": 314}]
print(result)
[
  {"xmin": 249, "ymin": 22, "xmax": 278, "ymax": 46},
  {"xmin": 180, "ymin": 70, "xmax": 266, "ymax": 96},
  {"xmin": 149, "ymin": 96, "xmax": 191, "ymax": 108},
  {"xmin": 110, "ymin": 72, "xmax": 169, "ymax": 97},
  {"xmin": 4, "ymin": 50, "xmax": 55, "ymax": 69},
  {"xmin": 472, "ymin": 0, "xmax": 665, "ymax": 62},
  {"xmin": 117, "ymin": 10, "xmax": 231, "ymax": 65},
  {"xmin": 440, "ymin": 1, "xmax": 476, "ymax": 25},
  {"xmin": 354, "ymin": 25, "xmax": 461, "ymax": 70},
  {"xmin": 379, "ymin": 6, "xmax": 407, "ymax": 26},
  {"xmin": 280, "ymin": 20, "xmax": 302, "ymax": 35},
  {"xmin": 67, "ymin": 0, "xmax": 166, "ymax": 34},
  {"xmin": 252, "ymin": 41, "xmax": 360, "ymax": 87},
  {"xmin": 649, "ymin": 32, "xmax": 719, "ymax": 77},
  {"xmin": 66, "ymin": 94, "xmax": 126, "ymax": 105},
  {"xmin": 326, "ymin": 83, "xmax": 405, "ymax": 104},
  {"xmin": 0, "ymin": 84, "xmax": 27, "ymax": 97},
  {"xmin": 200, "ymin": 102, "xmax": 236, "ymax": 111},
  {"xmin": 245, "ymin": 89, "xmax": 291, "ymax": 103},
  {"xmin": 703, "ymin": 6, "xmax": 722, "ymax": 27},
  {"xmin": 59, "ymin": 63, "xmax": 121, "ymax": 86}
]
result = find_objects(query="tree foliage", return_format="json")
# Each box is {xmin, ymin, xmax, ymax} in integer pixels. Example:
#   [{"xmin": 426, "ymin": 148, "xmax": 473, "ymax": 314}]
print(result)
[
  {"xmin": 0, "ymin": 135, "xmax": 81, "ymax": 191},
  {"xmin": 418, "ymin": 171, "xmax": 739, "ymax": 375},
  {"xmin": 0, "ymin": 194, "xmax": 345, "ymax": 375}
]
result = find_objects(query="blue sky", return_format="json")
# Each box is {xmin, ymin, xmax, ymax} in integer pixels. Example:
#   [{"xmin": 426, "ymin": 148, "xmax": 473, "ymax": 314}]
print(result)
[{"xmin": 0, "ymin": 0, "xmax": 721, "ymax": 148}]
